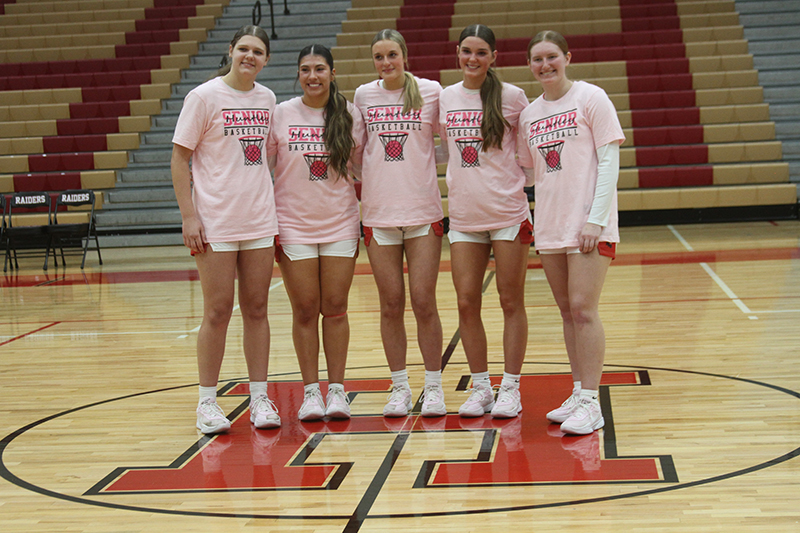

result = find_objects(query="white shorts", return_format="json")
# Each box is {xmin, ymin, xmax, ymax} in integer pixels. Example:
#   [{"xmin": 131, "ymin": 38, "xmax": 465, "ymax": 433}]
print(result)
[
  {"xmin": 538, "ymin": 247, "xmax": 581, "ymax": 255},
  {"xmin": 281, "ymin": 239, "xmax": 359, "ymax": 261},
  {"xmin": 448, "ymin": 220, "xmax": 531, "ymax": 245},
  {"xmin": 208, "ymin": 236, "xmax": 275, "ymax": 252},
  {"xmin": 368, "ymin": 224, "xmax": 431, "ymax": 246}
]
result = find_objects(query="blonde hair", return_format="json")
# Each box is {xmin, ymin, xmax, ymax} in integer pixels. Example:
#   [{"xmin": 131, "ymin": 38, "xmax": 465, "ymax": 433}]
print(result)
[{"xmin": 371, "ymin": 29, "xmax": 423, "ymax": 114}]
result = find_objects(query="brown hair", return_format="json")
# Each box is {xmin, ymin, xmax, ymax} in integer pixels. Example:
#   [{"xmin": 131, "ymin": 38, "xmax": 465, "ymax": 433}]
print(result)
[
  {"xmin": 297, "ymin": 44, "xmax": 355, "ymax": 181},
  {"xmin": 458, "ymin": 24, "xmax": 509, "ymax": 151},
  {"xmin": 215, "ymin": 25, "xmax": 271, "ymax": 78},
  {"xmin": 527, "ymin": 30, "xmax": 569, "ymax": 62}
]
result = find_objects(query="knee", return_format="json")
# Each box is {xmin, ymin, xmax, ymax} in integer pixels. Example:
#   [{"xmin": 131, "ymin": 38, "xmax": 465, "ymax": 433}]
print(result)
[
  {"xmin": 205, "ymin": 299, "xmax": 234, "ymax": 327},
  {"xmin": 498, "ymin": 289, "xmax": 525, "ymax": 316},
  {"xmin": 321, "ymin": 295, "xmax": 348, "ymax": 319},
  {"xmin": 380, "ymin": 292, "xmax": 406, "ymax": 320},
  {"xmin": 240, "ymin": 299, "xmax": 268, "ymax": 323},
  {"xmin": 293, "ymin": 300, "xmax": 321, "ymax": 326},
  {"xmin": 410, "ymin": 292, "xmax": 438, "ymax": 321},
  {"xmin": 567, "ymin": 299, "xmax": 597, "ymax": 326},
  {"xmin": 456, "ymin": 292, "xmax": 482, "ymax": 319}
]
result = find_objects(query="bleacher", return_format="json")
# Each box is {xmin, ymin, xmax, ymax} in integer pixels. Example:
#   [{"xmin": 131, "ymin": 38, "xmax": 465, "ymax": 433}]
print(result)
[
  {"xmin": 334, "ymin": 0, "xmax": 798, "ymax": 222},
  {"xmin": 0, "ymin": 0, "xmax": 227, "ymax": 260},
  {"xmin": 1, "ymin": 0, "xmax": 797, "ymax": 263}
]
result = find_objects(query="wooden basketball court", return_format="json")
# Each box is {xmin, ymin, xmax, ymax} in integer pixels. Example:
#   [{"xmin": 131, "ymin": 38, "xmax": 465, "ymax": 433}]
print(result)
[{"xmin": 1, "ymin": 220, "xmax": 799, "ymax": 532}]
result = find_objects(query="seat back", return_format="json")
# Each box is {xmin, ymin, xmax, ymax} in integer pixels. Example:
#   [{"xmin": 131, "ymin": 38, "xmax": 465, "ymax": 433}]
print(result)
[
  {"xmin": 54, "ymin": 189, "xmax": 96, "ymax": 223},
  {"xmin": 8, "ymin": 191, "xmax": 53, "ymax": 227}
]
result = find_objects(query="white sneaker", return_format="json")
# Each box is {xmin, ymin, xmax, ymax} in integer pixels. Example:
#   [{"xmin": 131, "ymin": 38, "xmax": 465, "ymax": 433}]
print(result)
[
  {"xmin": 546, "ymin": 393, "xmax": 580, "ymax": 423},
  {"xmin": 383, "ymin": 384, "xmax": 413, "ymax": 417},
  {"xmin": 421, "ymin": 382, "xmax": 447, "ymax": 417},
  {"xmin": 250, "ymin": 394, "xmax": 281, "ymax": 429},
  {"xmin": 196, "ymin": 397, "xmax": 231, "ymax": 434},
  {"xmin": 298, "ymin": 388, "xmax": 326, "ymax": 421},
  {"xmin": 458, "ymin": 385, "xmax": 495, "ymax": 417},
  {"xmin": 325, "ymin": 387, "xmax": 351, "ymax": 419},
  {"xmin": 491, "ymin": 385, "xmax": 522, "ymax": 418},
  {"xmin": 560, "ymin": 398, "xmax": 604, "ymax": 435}
]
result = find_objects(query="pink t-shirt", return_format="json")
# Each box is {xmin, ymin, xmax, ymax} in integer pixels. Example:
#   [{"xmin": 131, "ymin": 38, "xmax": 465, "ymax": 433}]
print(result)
[
  {"xmin": 267, "ymin": 96, "xmax": 365, "ymax": 244},
  {"xmin": 518, "ymin": 81, "xmax": 625, "ymax": 249},
  {"xmin": 353, "ymin": 77, "xmax": 444, "ymax": 227},
  {"xmin": 439, "ymin": 81, "xmax": 530, "ymax": 231},
  {"xmin": 172, "ymin": 77, "xmax": 278, "ymax": 241}
]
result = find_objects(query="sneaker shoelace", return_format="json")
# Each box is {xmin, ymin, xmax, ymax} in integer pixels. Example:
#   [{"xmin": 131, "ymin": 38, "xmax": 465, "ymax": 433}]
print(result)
[
  {"xmin": 465, "ymin": 386, "xmax": 489, "ymax": 403},
  {"xmin": 252, "ymin": 395, "xmax": 278, "ymax": 416},
  {"xmin": 387, "ymin": 385, "xmax": 409, "ymax": 405},
  {"xmin": 424, "ymin": 383, "xmax": 442, "ymax": 403},
  {"xmin": 199, "ymin": 398, "xmax": 225, "ymax": 418},
  {"xmin": 496, "ymin": 385, "xmax": 517, "ymax": 405},
  {"xmin": 328, "ymin": 389, "xmax": 350, "ymax": 407}
]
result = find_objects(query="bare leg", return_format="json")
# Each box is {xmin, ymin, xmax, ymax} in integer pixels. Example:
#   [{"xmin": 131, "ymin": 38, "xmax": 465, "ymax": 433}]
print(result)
[
  {"xmin": 565, "ymin": 250, "xmax": 611, "ymax": 390},
  {"xmin": 236, "ymin": 247, "xmax": 274, "ymax": 382},
  {"xmin": 278, "ymin": 252, "xmax": 321, "ymax": 385},
  {"xmin": 404, "ymin": 230, "xmax": 444, "ymax": 371},
  {"xmin": 319, "ymin": 254, "xmax": 357, "ymax": 384},
  {"xmin": 194, "ymin": 250, "xmax": 238, "ymax": 387},
  {"xmin": 492, "ymin": 238, "xmax": 530, "ymax": 375},
  {"xmin": 366, "ymin": 241, "xmax": 407, "ymax": 371},
  {"xmin": 450, "ymin": 241, "xmax": 491, "ymax": 373}
]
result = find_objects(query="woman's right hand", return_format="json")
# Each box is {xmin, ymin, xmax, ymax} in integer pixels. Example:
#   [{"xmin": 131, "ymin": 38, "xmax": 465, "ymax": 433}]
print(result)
[{"xmin": 182, "ymin": 215, "xmax": 207, "ymax": 254}]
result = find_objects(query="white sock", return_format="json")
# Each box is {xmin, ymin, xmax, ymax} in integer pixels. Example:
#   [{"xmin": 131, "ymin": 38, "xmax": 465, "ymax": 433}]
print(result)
[
  {"xmin": 199, "ymin": 385, "xmax": 217, "ymax": 402},
  {"xmin": 501, "ymin": 372, "xmax": 521, "ymax": 389},
  {"xmin": 425, "ymin": 370, "xmax": 442, "ymax": 386},
  {"xmin": 572, "ymin": 381, "xmax": 582, "ymax": 397},
  {"xmin": 304, "ymin": 382, "xmax": 321, "ymax": 395},
  {"xmin": 580, "ymin": 388, "xmax": 599, "ymax": 403},
  {"xmin": 472, "ymin": 371, "xmax": 491, "ymax": 389},
  {"xmin": 390, "ymin": 369, "xmax": 410, "ymax": 389},
  {"xmin": 249, "ymin": 381, "xmax": 268, "ymax": 400}
]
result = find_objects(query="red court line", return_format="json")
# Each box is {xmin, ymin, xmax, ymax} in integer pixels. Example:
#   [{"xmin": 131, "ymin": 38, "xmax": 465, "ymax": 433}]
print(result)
[
  {"xmin": 0, "ymin": 322, "xmax": 61, "ymax": 347},
  {"xmin": 1, "ymin": 248, "xmax": 797, "ymax": 288}
]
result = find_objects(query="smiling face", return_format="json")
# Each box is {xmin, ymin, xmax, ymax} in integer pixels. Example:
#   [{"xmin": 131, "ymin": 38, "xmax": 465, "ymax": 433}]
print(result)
[
  {"xmin": 298, "ymin": 54, "xmax": 333, "ymax": 107},
  {"xmin": 458, "ymin": 35, "xmax": 497, "ymax": 89},
  {"xmin": 227, "ymin": 34, "xmax": 269, "ymax": 84},
  {"xmin": 528, "ymin": 40, "xmax": 571, "ymax": 97},
  {"xmin": 371, "ymin": 39, "xmax": 406, "ymax": 90}
]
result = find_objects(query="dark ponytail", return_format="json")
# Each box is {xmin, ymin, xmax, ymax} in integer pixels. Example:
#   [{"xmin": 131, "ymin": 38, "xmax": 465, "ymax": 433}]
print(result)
[
  {"xmin": 298, "ymin": 44, "xmax": 355, "ymax": 181},
  {"xmin": 458, "ymin": 24, "xmax": 509, "ymax": 151}
]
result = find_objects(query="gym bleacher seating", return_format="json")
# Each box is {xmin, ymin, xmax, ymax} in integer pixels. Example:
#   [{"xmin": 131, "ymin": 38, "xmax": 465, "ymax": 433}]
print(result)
[{"xmin": 334, "ymin": 0, "xmax": 797, "ymax": 221}]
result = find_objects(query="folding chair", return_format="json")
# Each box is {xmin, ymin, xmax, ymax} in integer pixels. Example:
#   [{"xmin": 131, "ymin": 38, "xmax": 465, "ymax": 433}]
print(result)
[
  {"xmin": 3, "ymin": 191, "xmax": 56, "ymax": 272},
  {"xmin": 48, "ymin": 189, "xmax": 103, "ymax": 269}
]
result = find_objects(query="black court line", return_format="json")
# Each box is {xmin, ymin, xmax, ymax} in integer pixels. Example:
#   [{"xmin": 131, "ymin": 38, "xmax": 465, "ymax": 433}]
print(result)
[{"xmin": 2, "ymin": 363, "xmax": 799, "ymax": 524}]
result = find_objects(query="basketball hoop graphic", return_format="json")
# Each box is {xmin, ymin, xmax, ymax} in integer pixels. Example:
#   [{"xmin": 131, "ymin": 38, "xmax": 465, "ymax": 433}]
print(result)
[
  {"xmin": 455, "ymin": 137, "xmax": 483, "ymax": 168},
  {"xmin": 303, "ymin": 152, "xmax": 330, "ymax": 181},
  {"xmin": 238, "ymin": 136, "xmax": 264, "ymax": 166},
  {"xmin": 379, "ymin": 132, "xmax": 408, "ymax": 162},
  {"xmin": 537, "ymin": 141, "xmax": 564, "ymax": 172}
]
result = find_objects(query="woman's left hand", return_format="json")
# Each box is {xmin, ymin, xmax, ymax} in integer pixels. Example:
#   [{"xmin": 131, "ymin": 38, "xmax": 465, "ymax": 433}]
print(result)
[{"xmin": 579, "ymin": 223, "xmax": 603, "ymax": 253}]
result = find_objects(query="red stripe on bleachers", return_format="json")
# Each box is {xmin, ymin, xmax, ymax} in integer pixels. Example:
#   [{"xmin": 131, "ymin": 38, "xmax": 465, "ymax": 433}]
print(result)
[
  {"xmin": 57, "ymin": 117, "xmax": 119, "ymax": 136},
  {"xmin": 637, "ymin": 166, "xmax": 714, "ymax": 188},
  {"xmin": 399, "ymin": 1, "xmax": 456, "ymax": 82},
  {"xmin": 69, "ymin": 101, "xmax": 131, "ymax": 119},
  {"xmin": 42, "ymin": 135, "xmax": 108, "ymax": 154},
  {"xmin": 636, "ymin": 145, "xmax": 709, "ymax": 166},
  {"xmin": 28, "ymin": 153, "xmax": 95, "ymax": 172},
  {"xmin": 81, "ymin": 86, "xmax": 142, "ymax": 103},
  {"xmin": 13, "ymin": 173, "xmax": 83, "ymax": 192}
]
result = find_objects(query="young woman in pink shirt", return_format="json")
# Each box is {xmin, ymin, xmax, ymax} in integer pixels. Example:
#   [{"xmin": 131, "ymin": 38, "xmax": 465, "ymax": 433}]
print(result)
[
  {"xmin": 268, "ymin": 44, "xmax": 364, "ymax": 421},
  {"xmin": 518, "ymin": 31, "xmax": 625, "ymax": 435},
  {"xmin": 439, "ymin": 25, "xmax": 533, "ymax": 419},
  {"xmin": 353, "ymin": 29, "xmax": 446, "ymax": 418},
  {"xmin": 172, "ymin": 26, "xmax": 280, "ymax": 434}
]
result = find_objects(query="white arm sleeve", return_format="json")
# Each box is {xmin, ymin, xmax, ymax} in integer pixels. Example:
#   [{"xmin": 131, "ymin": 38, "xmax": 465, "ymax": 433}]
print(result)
[
  {"xmin": 587, "ymin": 142, "xmax": 619, "ymax": 227},
  {"xmin": 521, "ymin": 166, "xmax": 535, "ymax": 187},
  {"xmin": 434, "ymin": 135, "xmax": 449, "ymax": 165}
]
